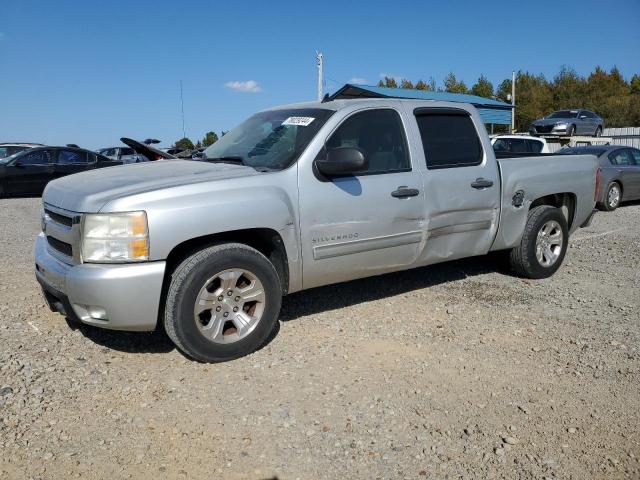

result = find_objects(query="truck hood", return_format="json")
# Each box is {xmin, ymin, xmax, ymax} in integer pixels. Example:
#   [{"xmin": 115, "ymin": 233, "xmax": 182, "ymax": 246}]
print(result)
[{"xmin": 43, "ymin": 160, "xmax": 261, "ymax": 213}]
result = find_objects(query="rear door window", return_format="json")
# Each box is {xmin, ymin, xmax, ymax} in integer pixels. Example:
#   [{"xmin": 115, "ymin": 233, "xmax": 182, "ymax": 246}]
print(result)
[
  {"xmin": 415, "ymin": 110, "xmax": 482, "ymax": 169},
  {"xmin": 56, "ymin": 150, "xmax": 88, "ymax": 164},
  {"xmin": 628, "ymin": 149, "xmax": 640, "ymax": 166},
  {"xmin": 528, "ymin": 140, "xmax": 544, "ymax": 153}
]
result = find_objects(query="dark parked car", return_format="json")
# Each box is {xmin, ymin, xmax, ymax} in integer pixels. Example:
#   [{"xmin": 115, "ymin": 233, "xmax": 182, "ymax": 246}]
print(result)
[
  {"xmin": 530, "ymin": 109, "xmax": 604, "ymax": 137},
  {"xmin": 0, "ymin": 143, "xmax": 43, "ymax": 159},
  {"xmin": 0, "ymin": 146, "xmax": 122, "ymax": 197},
  {"xmin": 559, "ymin": 145, "xmax": 640, "ymax": 211}
]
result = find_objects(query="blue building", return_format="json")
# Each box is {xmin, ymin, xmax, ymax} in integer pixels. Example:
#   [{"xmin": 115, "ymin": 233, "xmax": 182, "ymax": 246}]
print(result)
[{"xmin": 329, "ymin": 84, "xmax": 514, "ymax": 132}]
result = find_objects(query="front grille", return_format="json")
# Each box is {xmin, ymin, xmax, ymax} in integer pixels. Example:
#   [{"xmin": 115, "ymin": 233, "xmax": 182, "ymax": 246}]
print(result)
[
  {"xmin": 45, "ymin": 209, "xmax": 73, "ymax": 227},
  {"xmin": 47, "ymin": 236, "xmax": 73, "ymax": 257},
  {"xmin": 535, "ymin": 125, "xmax": 554, "ymax": 133}
]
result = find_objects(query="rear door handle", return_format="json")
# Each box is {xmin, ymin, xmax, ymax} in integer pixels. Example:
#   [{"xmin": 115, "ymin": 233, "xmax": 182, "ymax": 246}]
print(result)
[
  {"xmin": 391, "ymin": 186, "xmax": 420, "ymax": 198},
  {"xmin": 471, "ymin": 178, "xmax": 494, "ymax": 189}
]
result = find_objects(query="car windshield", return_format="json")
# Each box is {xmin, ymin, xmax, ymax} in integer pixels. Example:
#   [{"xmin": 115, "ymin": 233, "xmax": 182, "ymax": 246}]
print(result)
[
  {"xmin": 558, "ymin": 147, "xmax": 606, "ymax": 157},
  {"xmin": 548, "ymin": 110, "xmax": 579, "ymax": 119},
  {"xmin": 203, "ymin": 108, "xmax": 334, "ymax": 171},
  {"xmin": 0, "ymin": 145, "xmax": 30, "ymax": 159},
  {"xmin": 0, "ymin": 151, "xmax": 24, "ymax": 165}
]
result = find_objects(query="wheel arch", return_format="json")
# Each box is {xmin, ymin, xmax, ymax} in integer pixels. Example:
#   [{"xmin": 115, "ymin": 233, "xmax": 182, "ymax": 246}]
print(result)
[
  {"xmin": 530, "ymin": 192, "xmax": 577, "ymax": 229},
  {"xmin": 163, "ymin": 228, "xmax": 290, "ymax": 297}
]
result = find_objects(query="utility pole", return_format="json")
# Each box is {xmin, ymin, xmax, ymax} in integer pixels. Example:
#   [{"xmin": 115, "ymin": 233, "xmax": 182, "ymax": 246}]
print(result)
[
  {"xmin": 511, "ymin": 71, "xmax": 516, "ymax": 133},
  {"xmin": 180, "ymin": 80, "xmax": 186, "ymax": 140},
  {"xmin": 316, "ymin": 51, "xmax": 324, "ymax": 102}
]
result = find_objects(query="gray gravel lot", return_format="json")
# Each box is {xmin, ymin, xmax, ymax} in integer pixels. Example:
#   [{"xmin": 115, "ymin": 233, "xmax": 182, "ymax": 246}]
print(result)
[{"xmin": 1, "ymin": 197, "xmax": 639, "ymax": 479}]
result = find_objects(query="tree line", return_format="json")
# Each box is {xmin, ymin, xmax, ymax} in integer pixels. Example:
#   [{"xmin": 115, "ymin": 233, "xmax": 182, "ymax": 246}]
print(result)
[
  {"xmin": 174, "ymin": 131, "xmax": 223, "ymax": 150},
  {"xmin": 377, "ymin": 66, "xmax": 640, "ymax": 131}
]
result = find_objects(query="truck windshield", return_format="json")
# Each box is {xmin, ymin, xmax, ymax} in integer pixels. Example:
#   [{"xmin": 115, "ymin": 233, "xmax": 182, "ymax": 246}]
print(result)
[
  {"xmin": 548, "ymin": 110, "xmax": 579, "ymax": 119},
  {"xmin": 203, "ymin": 108, "xmax": 334, "ymax": 170}
]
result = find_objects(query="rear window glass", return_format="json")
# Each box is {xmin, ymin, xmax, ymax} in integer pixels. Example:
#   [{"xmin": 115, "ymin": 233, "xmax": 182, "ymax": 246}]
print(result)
[
  {"xmin": 415, "ymin": 112, "xmax": 482, "ymax": 169},
  {"xmin": 57, "ymin": 150, "xmax": 88, "ymax": 164}
]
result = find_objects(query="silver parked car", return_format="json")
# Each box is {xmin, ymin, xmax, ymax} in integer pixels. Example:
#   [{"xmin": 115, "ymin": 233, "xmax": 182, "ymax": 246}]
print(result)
[
  {"xmin": 96, "ymin": 146, "xmax": 148, "ymax": 164},
  {"xmin": 559, "ymin": 145, "xmax": 640, "ymax": 211},
  {"xmin": 529, "ymin": 109, "xmax": 604, "ymax": 137}
]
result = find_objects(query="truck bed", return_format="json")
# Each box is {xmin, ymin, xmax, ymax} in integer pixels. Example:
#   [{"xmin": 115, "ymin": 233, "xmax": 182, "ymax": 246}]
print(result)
[{"xmin": 490, "ymin": 153, "xmax": 598, "ymax": 251}]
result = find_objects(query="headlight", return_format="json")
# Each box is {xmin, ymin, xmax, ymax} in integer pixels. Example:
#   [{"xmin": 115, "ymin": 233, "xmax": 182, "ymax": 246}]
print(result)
[
  {"xmin": 81, "ymin": 211, "xmax": 149, "ymax": 263},
  {"xmin": 554, "ymin": 122, "xmax": 567, "ymax": 127}
]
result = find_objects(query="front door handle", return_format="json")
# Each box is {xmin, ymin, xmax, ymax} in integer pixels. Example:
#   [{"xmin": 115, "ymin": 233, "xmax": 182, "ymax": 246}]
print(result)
[
  {"xmin": 471, "ymin": 178, "xmax": 494, "ymax": 189},
  {"xmin": 391, "ymin": 186, "xmax": 420, "ymax": 198}
]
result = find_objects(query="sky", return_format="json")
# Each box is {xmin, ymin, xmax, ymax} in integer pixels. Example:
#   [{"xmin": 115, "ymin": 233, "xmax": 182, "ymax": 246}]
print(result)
[{"xmin": 1, "ymin": 0, "xmax": 639, "ymax": 149}]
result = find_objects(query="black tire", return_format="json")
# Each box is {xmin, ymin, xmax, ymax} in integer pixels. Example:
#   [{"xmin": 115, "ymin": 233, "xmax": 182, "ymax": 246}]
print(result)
[
  {"xmin": 509, "ymin": 205, "xmax": 569, "ymax": 279},
  {"xmin": 567, "ymin": 125, "xmax": 575, "ymax": 137},
  {"xmin": 164, "ymin": 243, "xmax": 282, "ymax": 362},
  {"xmin": 594, "ymin": 126, "xmax": 602, "ymax": 137},
  {"xmin": 601, "ymin": 182, "xmax": 621, "ymax": 212}
]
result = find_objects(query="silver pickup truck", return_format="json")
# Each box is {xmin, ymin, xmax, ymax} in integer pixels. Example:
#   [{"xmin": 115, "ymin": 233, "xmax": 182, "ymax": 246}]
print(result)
[{"xmin": 35, "ymin": 98, "xmax": 599, "ymax": 362}]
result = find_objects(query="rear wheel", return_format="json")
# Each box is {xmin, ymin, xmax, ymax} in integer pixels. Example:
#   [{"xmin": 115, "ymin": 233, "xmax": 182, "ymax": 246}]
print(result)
[
  {"xmin": 164, "ymin": 243, "xmax": 282, "ymax": 362},
  {"xmin": 602, "ymin": 182, "xmax": 621, "ymax": 211},
  {"xmin": 509, "ymin": 205, "xmax": 568, "ymax": 279}
]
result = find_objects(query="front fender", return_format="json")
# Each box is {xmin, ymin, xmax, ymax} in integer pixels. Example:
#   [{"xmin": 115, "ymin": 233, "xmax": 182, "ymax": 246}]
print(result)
[{"xmin": 99, "ymin": 169, "xmax": 301, "ymax": 286}]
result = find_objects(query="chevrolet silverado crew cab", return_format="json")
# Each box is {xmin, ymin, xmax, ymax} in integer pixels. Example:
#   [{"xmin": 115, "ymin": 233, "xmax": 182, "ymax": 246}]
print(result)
[{"xmin": 35, "ymin": 98, "xmax": 599, "ymax": 362}]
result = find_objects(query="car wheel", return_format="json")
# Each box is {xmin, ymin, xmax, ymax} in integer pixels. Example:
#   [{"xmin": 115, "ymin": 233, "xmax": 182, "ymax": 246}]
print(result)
[
  {"xmin": 594, "ymin": 126, "xmax": 602, "ymax": 137},
  {"xmin": 164, "ymin": 243, "xmax": 282, "ymax": 362},
  {"xmin": 567, "ymin": 125, "xmax": 575, "ymax": 137},
  {"xmin": 602, "ymin": 182, "xmax": 621, "ymax": 211},
  {"xmin": 509, "ymin": 205, "xmax": 568, "ymax": 279}
]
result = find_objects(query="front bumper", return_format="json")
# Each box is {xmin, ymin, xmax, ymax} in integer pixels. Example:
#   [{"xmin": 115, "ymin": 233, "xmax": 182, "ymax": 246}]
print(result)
[
  {"xmin": 35, "ymin": 233, "xmax": 166, "ymax": 331},
  {"xmin": 530, "ymin": 125, "xmax": 570, "ymax": 136}
]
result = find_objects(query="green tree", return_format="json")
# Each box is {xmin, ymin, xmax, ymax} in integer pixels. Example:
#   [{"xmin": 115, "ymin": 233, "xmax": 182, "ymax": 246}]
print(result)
[
  {"xmin": 400, "ymin": 78, "xmax": 414, "ymax": 89},
  {"xmin": 495, "ymin": 78, "xmax": 512, "ymax": 103},
  {"xmin": 631, "ymin": 74, "xmax": 640, "ymax": 95},
  {"xmin": 202, "ymin": 131, "xmax": 219, "ymax": 147},
  {"xmin": 415, "ymin": 80, "xmax": 428, "ymax": 91},
  {"xmin": 174, "ymin": 137, "xmax": 195, "ymax": 150},
  {"xmin": 552, "ymin": 66, "xmax": 586, "ymax": 109},
  {"xmin": 443, "ymin": 72, "xmax": 468, "ymax": 94},
  {"xmin": 379, "ymin": 76, "xmax": 398, "ymax": 88},
  {"xmin": 471, "ymin": 74, "xmax": 494, "ymax": 98}
]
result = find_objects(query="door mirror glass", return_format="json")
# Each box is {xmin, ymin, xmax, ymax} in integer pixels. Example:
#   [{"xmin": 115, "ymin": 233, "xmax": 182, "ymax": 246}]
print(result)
[{"xmin": 316, "ymin": 147, "xmax": 368, "ymax": 176}]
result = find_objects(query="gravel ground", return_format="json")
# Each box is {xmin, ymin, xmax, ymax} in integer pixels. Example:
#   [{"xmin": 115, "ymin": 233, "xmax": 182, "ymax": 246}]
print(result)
[{"xmin": 1, "ymin": 197, "xmax": 639, "ymax": 479}]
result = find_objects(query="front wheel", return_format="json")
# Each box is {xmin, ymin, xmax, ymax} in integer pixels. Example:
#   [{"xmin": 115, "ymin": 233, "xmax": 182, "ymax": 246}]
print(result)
[
  {"xmin": 509, "ymin": 205, "xmax": 568, "ymax": 279},
  {"xmin": 594, "ymin": 126, "xmax": 602, "ymax": 137},
  {"xmin": 164, "ymin": 243, "xmax": 282, "ymax": 362},
  {"xmin": 567, "ymin": 125, "xmax": 576, "ymax": 137}
]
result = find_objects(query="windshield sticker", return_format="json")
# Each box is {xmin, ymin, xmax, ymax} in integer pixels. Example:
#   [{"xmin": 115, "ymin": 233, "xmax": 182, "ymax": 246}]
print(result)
[{"xmin": 282, "ymin": 116, "xmax": 315, "ymax": 127}]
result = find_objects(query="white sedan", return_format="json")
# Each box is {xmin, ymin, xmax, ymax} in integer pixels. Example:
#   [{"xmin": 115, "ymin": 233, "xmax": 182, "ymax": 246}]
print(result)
[{"xmin": 491, "ymin": 135, "xmax": 549, "ymax": 154}]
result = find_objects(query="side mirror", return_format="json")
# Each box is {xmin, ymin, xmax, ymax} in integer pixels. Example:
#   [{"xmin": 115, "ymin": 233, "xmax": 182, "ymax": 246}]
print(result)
[
  {"xmin": 315, "ymin": 147, "xmax": 368, "ymax": 176},
  {"xmin": 13, "ymin": 159, "xmax": 25, "ymax": 168}
]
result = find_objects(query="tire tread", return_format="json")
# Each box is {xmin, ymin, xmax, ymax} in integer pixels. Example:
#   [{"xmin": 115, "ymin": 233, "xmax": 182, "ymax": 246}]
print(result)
[{"xmin": 164, "ymin": 242, "xmax": 281, "ymax": 362}]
